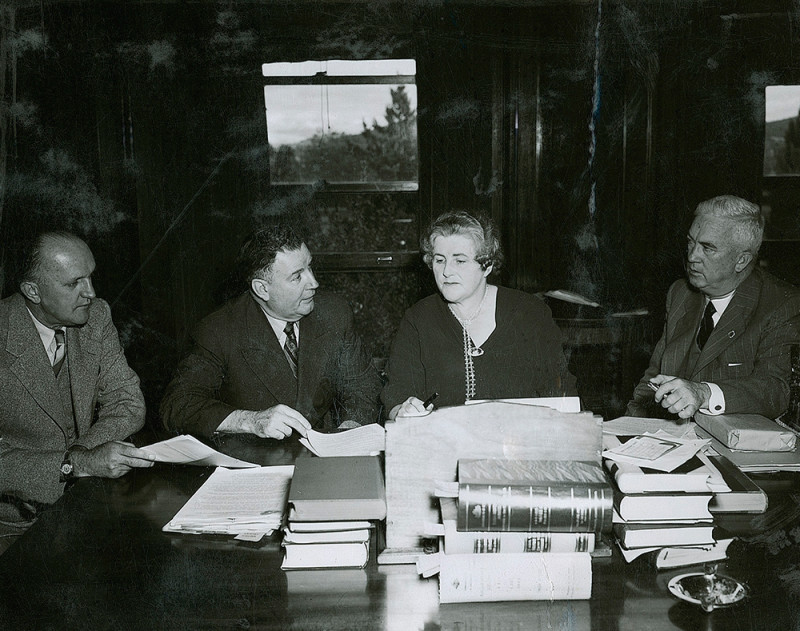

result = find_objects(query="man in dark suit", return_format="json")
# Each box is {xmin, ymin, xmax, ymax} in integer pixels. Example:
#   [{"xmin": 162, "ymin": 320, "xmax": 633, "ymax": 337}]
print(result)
[
  {"xmin": 627, "ymin": 195, "xmax": 800, "ymax": 420},
  {"xmin": 0, "ymin": 232, "xmax": 153, "ymax": 552},
  {"xmin": 160, "ymin": 225, "xmax": 381, "ymax": 441}
]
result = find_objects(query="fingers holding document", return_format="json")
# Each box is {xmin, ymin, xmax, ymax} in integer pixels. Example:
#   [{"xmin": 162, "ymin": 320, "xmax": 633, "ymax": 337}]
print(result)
[
  {"xmin": 649, "ymin": 374, "xmax": 711, "ymax": 419},
  {"xmin": 242, "ymin": 405, "xmax": 311, "ymax": 439},
  {"xmin": 69, "ymin": 441, "xmax": 156, "ymax": 479}
]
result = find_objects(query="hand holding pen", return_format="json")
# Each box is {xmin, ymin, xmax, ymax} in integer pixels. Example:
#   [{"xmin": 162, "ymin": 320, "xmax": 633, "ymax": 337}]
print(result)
[{"xmin": 392, "ymin": 392, "xmax": 438, "ymax": 419}]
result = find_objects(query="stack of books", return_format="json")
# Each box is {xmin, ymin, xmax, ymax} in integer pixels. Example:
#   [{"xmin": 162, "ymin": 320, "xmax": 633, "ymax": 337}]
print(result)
[
  {"xmin": 604, "ymin": 442, "xmax": 766, "ymax": 563},
  {"xmin": 430, "ymin": 458, "xmax": 613, "ymax": 603},
  {"xmin": 281, "ymin": 455, "xmax": 386, "ymax": 570}
]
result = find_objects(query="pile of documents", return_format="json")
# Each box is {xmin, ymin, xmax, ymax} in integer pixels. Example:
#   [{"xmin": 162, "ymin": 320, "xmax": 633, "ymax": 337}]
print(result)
[{"xmin": 163, "ymin": 466, "xmax": 294, "ymax": 538}]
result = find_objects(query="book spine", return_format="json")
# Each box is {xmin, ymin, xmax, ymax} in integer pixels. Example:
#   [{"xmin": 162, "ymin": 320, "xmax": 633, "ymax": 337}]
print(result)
[
  {"xmin": 438, "ymin": 552, "xmax": 592, "ymax": 603},
  {"xmin": 445, "ymin": 530, "xmax": 595, "ymax": 554},
  {"xmin": 457, "ymin": 484, "xmax": 613, "ymax": 533}
]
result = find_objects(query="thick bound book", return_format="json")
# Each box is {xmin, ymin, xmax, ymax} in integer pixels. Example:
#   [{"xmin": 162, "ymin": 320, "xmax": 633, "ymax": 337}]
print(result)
[
  {"xmin": 281, "ymin": 540, "xmax": 370, "ymax": 569},
  {"xmin": 613, "ymin": 490, "xmax": 712, "ymax": 522},
  {"xmin": 440, "ymin": 498, "xmax": 595, "ymax": 554},
  {"xmin": 438, "ymin": 552, "xmax": 592, "ymax": 603},
  {"xmin": 288, "ymin": 455, "xmax": 386, "ymax": 521},
  {"xmin": 613, "ymin": 520, "xmax": 715, "ymax": 549},
  {"xmin": 456, "ymin": 459, "xmax": 612, "ymax": 533},
  {"xmin": 603, "ymin": 455, "xmax": 712, "ymax": 494},
  {"xmin": 706, "ymin": 455, "xmax": 768, "ymax": 514}
]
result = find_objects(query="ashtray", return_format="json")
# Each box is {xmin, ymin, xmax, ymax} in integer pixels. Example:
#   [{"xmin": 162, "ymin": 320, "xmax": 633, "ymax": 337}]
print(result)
[{"xmin": 667, "ymin": 566, "xmax": 749, "ymax": 612}]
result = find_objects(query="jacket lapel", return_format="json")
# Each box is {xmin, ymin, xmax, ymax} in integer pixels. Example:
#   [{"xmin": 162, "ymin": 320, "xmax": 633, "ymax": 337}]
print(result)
[
  {"xmin": 694, "ymin": 271, "xmax": 760, "ymax": 374},
  {"xmin": 297, "ymin": 307, "xmax": 330, "ymax": 396},
  {"xmin": 67, "ymin": 323, "xmax": 100, "ymax": 433},
  {"xmin": 664, "ymin": 289, "xmax": 704, "ymax": 375},
  {"xmin": 5, "ymin": 295, "xmax": 71, "ymax": 434},
  {"xmin": 239, "ymin": 296, "xmax": 298, "ymax": 404}
]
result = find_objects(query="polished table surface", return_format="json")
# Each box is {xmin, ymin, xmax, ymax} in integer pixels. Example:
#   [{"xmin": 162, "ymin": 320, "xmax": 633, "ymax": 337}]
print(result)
[{"xmin": 2, "ymin": 435, "xmax": 800, "ymax": 631}]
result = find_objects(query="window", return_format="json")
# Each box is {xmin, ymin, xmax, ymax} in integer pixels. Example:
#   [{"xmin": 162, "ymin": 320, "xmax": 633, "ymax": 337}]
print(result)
[
  {"xmin": 262, "ymin": 59, "xmax": 418, "ymax": 190},
  {"xmin": 764, "ymin": 85, "xmax": 800, "ymax": 177}
]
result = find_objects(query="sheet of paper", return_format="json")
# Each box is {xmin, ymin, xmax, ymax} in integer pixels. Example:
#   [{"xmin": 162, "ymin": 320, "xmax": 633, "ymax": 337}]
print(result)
[
  {"xmin": 466, "ymin": 396, "xmax": 582, "ymax": 413},
  {"xmin": 163, "ymin": 465, "xmax": 294, "ymax": 535},
  {"xmin": 603, "ymin": 416, "xmax": 697, "ymax": 438},
  {"xmin": 141, "ymin": 434, "xmax": 258, "ymax": 468},
  {"xmin": 603, "ymin": 430, "xmax": 709, "ymax": 472},
  {"xmin": 299, "ymin": 424, "xmax": 385, "ymax": 457}
]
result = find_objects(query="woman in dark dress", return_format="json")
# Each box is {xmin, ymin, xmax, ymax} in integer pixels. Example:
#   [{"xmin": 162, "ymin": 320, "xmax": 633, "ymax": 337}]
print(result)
[{"xmin": 382, "ymin": 210, "xmax": 577, "ymax": 420}]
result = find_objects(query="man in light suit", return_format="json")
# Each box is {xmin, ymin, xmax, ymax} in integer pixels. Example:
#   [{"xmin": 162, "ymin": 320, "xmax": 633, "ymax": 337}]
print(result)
[
  {"xmin": 160, "ymin": 225, "xmax": 381, "ymax": 441},
  {"xmin": 627, "ymin": 195, "xmax": 800, "ymax": 420},
  {"xmin": 0, "ymin": 232, "xmax": 153, "ymax": 552}
]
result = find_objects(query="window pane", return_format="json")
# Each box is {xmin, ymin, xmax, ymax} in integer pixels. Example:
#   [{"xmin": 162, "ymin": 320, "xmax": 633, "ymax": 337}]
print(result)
[
  {"xmin": 764, "ymin": 85, "xmax": 800, "ymax": 176},
  {"xmin": 264, "ymin": 83, "xmax": 418, "ymax": 184}
]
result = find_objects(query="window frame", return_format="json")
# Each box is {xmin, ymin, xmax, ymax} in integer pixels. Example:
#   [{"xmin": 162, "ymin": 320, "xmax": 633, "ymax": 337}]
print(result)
[{"xmin": 262, "ymin": 62, "xmax": 418, "ymax": 192}]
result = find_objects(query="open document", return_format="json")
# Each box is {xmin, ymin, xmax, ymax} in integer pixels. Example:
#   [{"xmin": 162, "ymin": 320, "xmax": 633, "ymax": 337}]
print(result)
[
  {"xmin": 141, "ymin": 434, "xmax": 258, "ymax": 468},
  {"xmin": 163, "ymin": 465, "xmax": 294, "ymax": 537},
  {"xmin": 299, "ymin": 424, "xmax": 385, "ymax": 457}
]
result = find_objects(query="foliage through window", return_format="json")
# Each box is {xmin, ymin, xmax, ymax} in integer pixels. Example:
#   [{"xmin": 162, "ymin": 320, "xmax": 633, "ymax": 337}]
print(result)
[
  {"xmin": 764, "ymin": 85, "xmax": 800, "ymax": 177},
  {"xmin": 262, "ymin": 59, "xmax": 418, "ymax": 189}
]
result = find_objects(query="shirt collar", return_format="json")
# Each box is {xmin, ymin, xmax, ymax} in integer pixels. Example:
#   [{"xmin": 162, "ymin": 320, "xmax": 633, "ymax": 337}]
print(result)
[
  {"xmin": 26, "ymin": 307, "xmax": 63, "ymax": 358},
  {"xmin": 257, "ymin": 304, "xmax": 299, "ymax": 345}
]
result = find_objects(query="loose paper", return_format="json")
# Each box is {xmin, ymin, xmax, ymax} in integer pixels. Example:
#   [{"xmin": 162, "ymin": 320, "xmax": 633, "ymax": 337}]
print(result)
[
  {"xmin": 300, "ymin": 424, "xmax": 385, "ymax": 457},
  {"xmin": 141, "ymin": 434, "xmax": 258, "ymax": 468}
]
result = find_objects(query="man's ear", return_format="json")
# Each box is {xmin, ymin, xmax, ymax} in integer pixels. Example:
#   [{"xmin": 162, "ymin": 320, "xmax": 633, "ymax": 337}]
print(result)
[
  {"xmin": 734, "ymin": 251, "xmax": 753, "ymax": 273},
  {"xmin": 251, "ymin": 278, "xmax": 270, "ymax": 301},
  {"xmin": 19, "ymin": 281, "xmax": 41, "ymax": 304}
]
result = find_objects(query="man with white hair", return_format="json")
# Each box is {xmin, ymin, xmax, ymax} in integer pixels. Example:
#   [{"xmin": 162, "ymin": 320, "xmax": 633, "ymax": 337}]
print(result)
[{"xmin": 627, "ymin": 195, "xmax": 800, "ymax": 420}]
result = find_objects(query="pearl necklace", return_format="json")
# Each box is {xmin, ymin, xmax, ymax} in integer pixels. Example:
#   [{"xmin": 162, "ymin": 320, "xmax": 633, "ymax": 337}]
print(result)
[{"xmin": 448, "ymin": 286, "xmax": 488, "ymax": 401}]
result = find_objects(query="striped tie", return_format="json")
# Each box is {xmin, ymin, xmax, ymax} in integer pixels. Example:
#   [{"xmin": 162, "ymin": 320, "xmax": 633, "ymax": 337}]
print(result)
[
  {"xmin": 53, "ymin": 329, "xmax": 66, "ymax": 376},
  {"xmin": 284, "ymin": 322, "xmax": 298, "ymax": 378}
]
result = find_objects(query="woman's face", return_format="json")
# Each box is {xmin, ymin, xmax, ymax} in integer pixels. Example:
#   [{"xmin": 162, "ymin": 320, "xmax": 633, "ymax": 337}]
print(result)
[{"xmin": 431, "ymin": 232, "xmax": 491, "ymax": 305}]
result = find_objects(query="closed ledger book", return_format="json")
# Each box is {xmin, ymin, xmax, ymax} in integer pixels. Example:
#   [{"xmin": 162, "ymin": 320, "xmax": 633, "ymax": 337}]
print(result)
[
  {"xmin": 603, "ymin": 453, "xmax": 712, "ymax": 494},
  {"xmin": 281, "ymin": 540, "xmax": 370, "ymax": 570},
  {"xmin": 457, "ymin": 459, "xmax": 613, "ymax": 533},
  {"xmin": 613, "ymin": 519, "xmax": 715, "ymax": 549},
  {"xmin": 438, "ymin": 552, "xmax": 592, "ymax": 603},
  {"xmin": 706, "ymin": 454, "xmax": 768, "ymax": 514},
  {"xmin": 288, "ymin": 455, "xmax": 386, "ymax": 521},
  {"xmin": 613, "ymin": 490, "xmax": 712, "ymax": 522},
  {"xmin": 440, "ymin": 497, "xmax": 595, "ymax": 554}
]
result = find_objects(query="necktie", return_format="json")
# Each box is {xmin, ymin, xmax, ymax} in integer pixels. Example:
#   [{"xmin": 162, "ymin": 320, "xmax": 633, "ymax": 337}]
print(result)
[
  {"xmin": 283, "ymin": 322, "xmax": 298, "ymax": 378},
  {"xmin": 696, "ymin": 301, "xmax": 716, "ymax": 350},
  {"xmin": 53, "ymin": 329, "xmax": 66, "ymax": 376}
]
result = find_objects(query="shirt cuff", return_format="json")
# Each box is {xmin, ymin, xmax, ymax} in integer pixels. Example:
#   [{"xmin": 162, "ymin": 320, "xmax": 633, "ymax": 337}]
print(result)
[{"xmin": 699, "ymin": 382, "xmax": 725, "ymax": 415}]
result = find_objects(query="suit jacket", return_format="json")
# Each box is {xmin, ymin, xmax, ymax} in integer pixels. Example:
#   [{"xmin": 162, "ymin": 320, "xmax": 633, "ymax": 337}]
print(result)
[
  {"xmin": 0, "ymin": 294, "xmax": 145, "ymax": 504},
  {"xmin": 160, "ymin": 291, "xmax": 382, "ymax": 437},
  {"xmin": 627, "ymin": 268, "xmax": 800, "ymax": 419}
]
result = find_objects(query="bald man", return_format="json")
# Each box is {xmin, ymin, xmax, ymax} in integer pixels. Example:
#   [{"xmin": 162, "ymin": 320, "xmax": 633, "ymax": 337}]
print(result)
[{"xmin": 0, "ymin": 231, "xmax": 153, "ymax": 552}]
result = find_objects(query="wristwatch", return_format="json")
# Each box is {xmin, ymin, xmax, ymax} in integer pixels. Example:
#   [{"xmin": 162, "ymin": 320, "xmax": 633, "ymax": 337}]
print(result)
[{"xmin": 59, "ymin": 450, "xmax": 76, "ymax": 482}]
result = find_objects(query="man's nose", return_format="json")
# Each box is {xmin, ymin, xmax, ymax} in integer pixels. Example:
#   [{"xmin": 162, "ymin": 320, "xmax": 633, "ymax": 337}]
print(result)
[
  {"xmin": 81, "ymin": 279, "xmax": 96, "ymax": 298},
  {"xmin": 307, "ymin": 270, "xmax": 320, "ymax": 290}
]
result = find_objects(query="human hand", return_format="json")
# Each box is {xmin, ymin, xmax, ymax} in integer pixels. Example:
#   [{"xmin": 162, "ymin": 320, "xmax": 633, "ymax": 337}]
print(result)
[
  {"xmin": 649, "ymin": 374, "xmax": 711, "ymax": 419},
  {"xmin": 69, "ymin": 441, "xmax": 156, "ymax": 479},
  {"xmin": 238, "ymin": 405, "xmax": 312, "ymax": 439},
  {"xmin": 391, "ymin": 396, "xmax": 434, "ymax": 419}
]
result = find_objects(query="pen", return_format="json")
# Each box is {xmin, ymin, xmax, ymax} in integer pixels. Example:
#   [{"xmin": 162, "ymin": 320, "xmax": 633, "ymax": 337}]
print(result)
[
  {"xmin": 647, "ymin": 381, "xmax": 659, "ymax": 392},
  {"xmin": 422, "ymin": 392, "xmax": 439, "ymax": 408}
]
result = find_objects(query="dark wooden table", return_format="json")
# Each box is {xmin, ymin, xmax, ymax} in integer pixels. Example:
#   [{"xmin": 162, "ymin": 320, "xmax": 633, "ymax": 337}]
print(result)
[{"xmin": 2, "ymin": 435, "xmax": 800, "ymax": 631}]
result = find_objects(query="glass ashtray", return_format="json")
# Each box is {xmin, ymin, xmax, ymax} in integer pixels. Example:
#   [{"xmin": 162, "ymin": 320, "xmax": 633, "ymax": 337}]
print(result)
[{"xmin": 668, "ymin": 568, "xmax": 749, "ymax": 612}]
